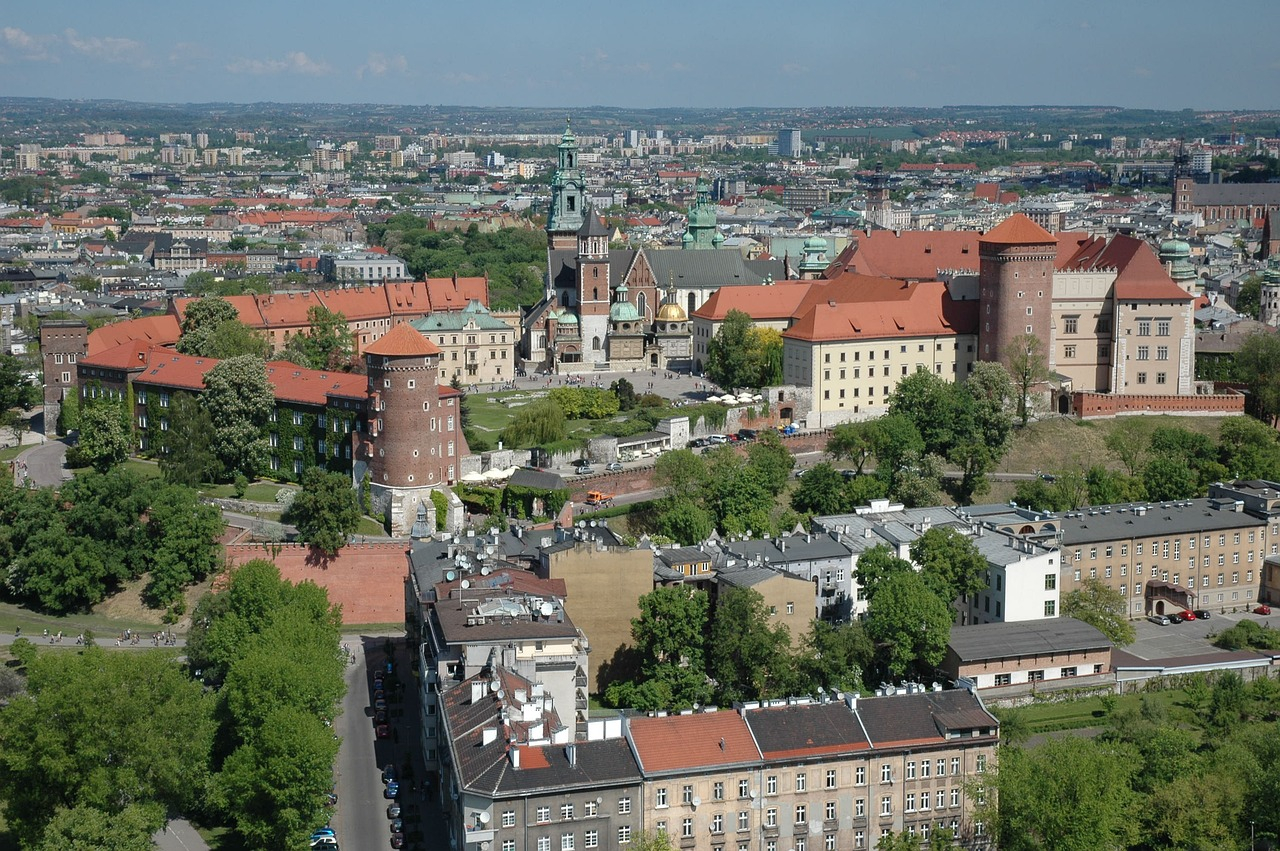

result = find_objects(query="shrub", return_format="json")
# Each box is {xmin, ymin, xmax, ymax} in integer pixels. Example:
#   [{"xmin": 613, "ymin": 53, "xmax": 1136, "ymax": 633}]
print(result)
[{"xmin": 431, "ymin": 490, "xmax": 448, "ymax": 531}]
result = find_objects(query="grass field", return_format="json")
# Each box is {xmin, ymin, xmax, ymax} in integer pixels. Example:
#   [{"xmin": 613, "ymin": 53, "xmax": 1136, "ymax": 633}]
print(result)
[
  {"xmin": 1015, "ymin": 687, "xmax": 1199, "ymax": 735},
  {"xmin": 995, "ymin": 415, "xmax": 1232, "ymax": 476}
]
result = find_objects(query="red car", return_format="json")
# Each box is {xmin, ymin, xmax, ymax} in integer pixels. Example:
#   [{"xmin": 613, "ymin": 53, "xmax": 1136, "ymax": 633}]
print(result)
[
  {"xmin": 1177, "ymin": 610, "xmax": 1196, "ymax": 622},
  {"xmin": 377, "ymin": 722, "xmax": 390, "ymax": 739},
  {"xmin": 1255, "ymin": 605, "xmax": 1272, "ymax": 616}
]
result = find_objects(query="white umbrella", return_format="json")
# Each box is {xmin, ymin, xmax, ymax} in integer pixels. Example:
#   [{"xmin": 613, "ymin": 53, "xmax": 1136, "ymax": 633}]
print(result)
[
  {"xmin": 721, "ymin": 398, "xmax": 736, "ymax": 406},
  {"xmin": 461, "ymin": 471, "xmax": 486, "ymax": 483},
  {"xmin": 706, "ymin": 395, "xmax": 722, "ymax": 402},
  {"xmin": 736, "ymin": 393, "xmax": 754, "ymax": 403},
  {"xmin": 483, "ymin": 468, "xmax": 508, "ymax": 481}
]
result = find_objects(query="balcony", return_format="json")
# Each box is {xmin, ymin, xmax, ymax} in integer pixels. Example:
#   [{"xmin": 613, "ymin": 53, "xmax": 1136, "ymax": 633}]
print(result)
[{"xmin": 466, "ymin": 828, "xmax": 496, "ymax": 845}]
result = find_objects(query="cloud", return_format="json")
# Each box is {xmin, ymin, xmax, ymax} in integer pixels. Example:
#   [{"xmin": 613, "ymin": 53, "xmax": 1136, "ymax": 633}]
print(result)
[
  {"xmin": 356, "ymin": 52, "xmax": 408, "ymax": 80},
  {"xmin": 0, "ymin": 26, "xmax": 58, "ymax": 62},
  {"xmin": 1133, "ymin": 66, "xmax": 1153, "ymax": 78},
  {"xmin": 226, "ymin": 51, "xmax": 330, "ymax": 76},
  {"xmin": 63, "ymin": 28, "xmax": 147, "ymax": 65},
  {"xmin": 780, "ymin": 63, "xmax": 808, "ymax": 76},
  {"xmin": 442, "ymin": 71, "xmax": 486, "ymax": 85}
]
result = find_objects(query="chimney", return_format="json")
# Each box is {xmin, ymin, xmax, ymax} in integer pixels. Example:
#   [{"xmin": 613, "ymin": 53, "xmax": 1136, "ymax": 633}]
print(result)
[
  {"xmin": 483, "ymin": 727, "xmax": 498, "ymax": 745},
  {"xmin": 470, "ymin": 680, "xmax": 484, "ymax": 704},
  {"xmin": 566, "ymin": 743, "xmax": 577, "ymax": 767},
  {"xmin": 509, "ymin": 746, "xmax": 521, "ymax": 769}
]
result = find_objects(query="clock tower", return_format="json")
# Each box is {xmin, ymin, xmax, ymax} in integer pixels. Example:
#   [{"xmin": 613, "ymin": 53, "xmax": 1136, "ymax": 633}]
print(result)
[{"xmin": 546, "ymin": 118, "xmax": 586, "ymax": 250}]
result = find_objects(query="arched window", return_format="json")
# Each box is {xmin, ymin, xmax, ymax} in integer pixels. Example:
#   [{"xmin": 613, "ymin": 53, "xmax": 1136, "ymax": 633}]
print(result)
[
  {"xmin": 592, "ymin": 266, "xmax": 598, "ymax": 278},
  {"xmin": 593, "ymin": 287, "xmax": 599, "ymax": 300},
  {"xmin": 592, "ymin": 336, "xmax": 601, "ymax": 351},
  {"xmin": 687, "ymin": 293, "xmax": 696, "ymax": 315},
  {"xmin": 636, "ymin": 292, "xmax": 647, "ymax": 318}
]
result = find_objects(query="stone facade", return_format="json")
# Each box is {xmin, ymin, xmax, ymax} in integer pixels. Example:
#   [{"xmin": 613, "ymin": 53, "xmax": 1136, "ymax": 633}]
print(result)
[{"xmin": 39, "ymin": 319, "xmax": 88, "ymax": 433}]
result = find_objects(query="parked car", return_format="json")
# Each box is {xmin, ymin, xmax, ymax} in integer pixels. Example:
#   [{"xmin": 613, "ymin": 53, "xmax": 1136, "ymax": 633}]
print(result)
[
  {"xmin": 383, "ymin": 763, "xmax": 397, "ymax": 785},
  {"xmin": 387, "ymin": 803, "xmax": 402, "ymax": 819},
  {"xmin": 605, "ymin": 462, "xmax": 623, "ymax": 472},
  {"xmin": 391, "ymin": 833, "xmax": 406, "ymax": 849},
  {"xmin": 574, "ymin": 465, "xmax": 595, "ymax": 475},
  {"xmin": 690, "ymin": 437, "xmax": 710, "ymax": 448},
  {"xmin": 737, "ymin": 428, "xmax": 758, "ymax": 442},
  {"xmin": 376, "ymin": 722, "xmax": 390, "ymax": 739},
  {"xmin": 1255, "ymin": 605, "xmax": 1273, "ymax": 615},
  {"xmin": 1147, "ymin": 614, "xmax": 1171, "ymax": 626},
  {"xmin": 384, "ymin": 781, "xmax": 400, "ymax": 800},
  {"xmin": 390, "ymin": 818, "xmax": 404, "ymax": 833},
  {"xmin": 311, "ymin": 838, "xmax": 338, "ymax": 849},
  {"xmin": 1177, "ymin": 610, "xmax": 1196, "ymax": 622},
  {"xmin": 707, "ymin": 434, "xmax": 729, "ymax": 444},
  {"xmin": 1193, "ymin": 609, "xmax": 1212, "ymax": 620}
]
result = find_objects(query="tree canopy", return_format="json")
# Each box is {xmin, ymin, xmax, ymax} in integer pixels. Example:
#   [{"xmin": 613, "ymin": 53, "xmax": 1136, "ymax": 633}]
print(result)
[
  {"xmin": 705, "ymin": 310, "xmax": 779, "ymax": 389},
  {"xmin": 287, "ymin": 467, "xmax": 361, "ymax": 555},
  {"xmin": 202, "ymin": 355, "xmax": 274, "ymax": 478}
]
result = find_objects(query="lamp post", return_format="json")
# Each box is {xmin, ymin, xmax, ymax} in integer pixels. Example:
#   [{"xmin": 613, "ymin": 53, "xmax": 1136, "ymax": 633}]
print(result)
[{"xmin": 1250, "ymin": 819, "xmax": 1255, "ymax": 851}]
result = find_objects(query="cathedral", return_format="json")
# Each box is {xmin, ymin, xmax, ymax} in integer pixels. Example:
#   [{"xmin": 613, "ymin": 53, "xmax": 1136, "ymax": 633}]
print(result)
[{"xmin": 521, "ymin": 120, "xmax": 781, "ymax": 374}]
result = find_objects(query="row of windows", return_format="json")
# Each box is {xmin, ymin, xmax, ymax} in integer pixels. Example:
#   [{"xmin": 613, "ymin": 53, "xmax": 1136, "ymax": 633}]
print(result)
[
  {"xmin": 51, "ymin": 353, "xmax": 78, "ymax": 364},
  {"xmin": 1074, "ymin": 532, "xmax": 1259, "ymax": 561},
  {"xmin": 822, "ymin": 342, "xmax": 962, "ymax": 364}
]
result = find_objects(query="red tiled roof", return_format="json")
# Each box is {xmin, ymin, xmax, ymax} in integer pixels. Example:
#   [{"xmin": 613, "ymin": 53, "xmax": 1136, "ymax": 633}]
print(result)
[
  {"xmin": 628, "ymin": 711, "xmax": 761, "ymax": 773},
  {"xmin": 979, "ymin": 213, "xmax": 1055, "ymax": 246},
  {"xmin": 898, "ymin": 162, "xmax": 977, "ymax": 172},
  {"xmin": 87, "ymin": 315, "xmax": 181, "ymax": 355},
  {"xmin": 829, "ymin": 231, "xmax": 982, "ymax": 279},
  {"xmin": 691, "ymin": 282, "xmax": 811, "ymax": 321},
  {"xmin": 171, "ymin": 294, "xmax": 264, "ymax": 327},
  {"xmin": 316, "ymin": 286, "xmax": 395, "ymax": 322},
  {"xmin": 784, "ymin": 281, "xmax": 977, "ymax": 343},
  {"xmin": 362, "ymin": 322, "xmax": 440, "ymax": 356},
  {"xmin": 1059, "ymin": 234, "xmax": 1193, "ymax": 302},
  {"xmin": 265, "ymin": 361, "xmax": 367, "ymax": 405},
  {"xmin": 426, "ymin": 277, "xmax": 489, "ymax": 311}
]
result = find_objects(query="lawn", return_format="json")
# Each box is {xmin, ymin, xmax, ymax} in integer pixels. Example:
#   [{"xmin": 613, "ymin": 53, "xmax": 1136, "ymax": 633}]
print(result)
[
  {"xmin": 357, "ymin": 515, "xmax": 388, "ymax": 536},
  {"xmin": 0, "ymin": 445, "xmax": 25, "ymax": 463},
  {"xmin": 1016, "ymin": 687, "xmax": 1198, "ymax": 735},
  {"xmin": 198, "ymin": 481, "xmax": 293, "ymax": 502}
]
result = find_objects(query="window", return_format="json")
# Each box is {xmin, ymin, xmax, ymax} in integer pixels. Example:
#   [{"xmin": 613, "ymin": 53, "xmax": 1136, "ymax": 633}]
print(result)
[
  {"xmin": 1157, "ymin": 345, "xmax": 1169, "ymax": 361},
  {"xmin": 537, "ymin": 807, "xmax": 551, "ymax": 824},
  {"xmin": 710, "ymin": 815, "xmax": 722, "ymax": 835},
  {"xmin": 936, "ymin": 790, "xmax": 946, "ymax": 810},
  {"xmin": 994, "ymin": 673, "xmax": 1012, "ymax": 686},
  {"xmin": 936, "ymin": 759, "xmax": 946, "ymax": 777},
  {"xmin": 951, "ymin": 758, "xmax": 961, "ymax": 775},
  {"xmin": 765, "ymin": 809, "xmax": 777, "ymax": 828},
  {"xmin": 585, "ymin": 802, "xmax": 598, "ymax": 818},
  {"xmin": 824, "ymin": 801, "xmax": 836, "ymax": 821},
  {"xmin": 825, "ymin": 835, "xmax": 837, "ymax": 851},
  {"xmin": 1045, "ymin": 600, "xmax": 1056, "ymax": 616},
  {"xmin": 905, "ymin": 762, "xmax": 916, "ymax": 780},
  {"xmin": 856, "ymin": 766, "xmax": 866, "ymax": 785},
  {"xmin": 767, "ymin": 775, "xmax": 777, "ymax": 795},
  {"xmin": 855, "ymin": 798, "xmax": 865, "ymax": 818},
  {"xmin": 1137, "ymin": 346, "xmax": 1149, "ymax": 361},
  {"xmin": 292, "ymin": 410, "xmax": 303, "ymax": 425},
  {"xmin": 738, "ymin": 812, "xmax": 749, "ymax": 831},
  {"xmin": 1157, "ymin": 372, "xmax": 1166, "ymax": 385},
  {"xmin": 562, "ymin": 804, "xmax": 574, "ymax": 821},
  {"xmin": 502, "ymin": 811, "xmax": 516, "ymax": 828},
  {"xmin": 1137, "ymin": 372, "xmax": 1147, "ymax": 384},
  {"xmin": 1064, "ymin": 344, "xmax": 1076, "ymax": 359},
  {"xmin": 1157, "ymin": 319, "xmax": 1171, "ymax": 336},
  {"xmin": 584, "ymin": 832, "xmax": 597, "ymax": 849},
  {"xmin": 562, "ymin": 835, "xmax": 575, "ymax": 851},
  {"xmin": 905, "ymin": 793, "xmax": 915, "ymax": 813},
  {"xmin": 538, "ymin": 839, "xmax": 551, "ymax": 851},
  {"xmin": 825, "ymin": 769, "xmax": 837, "ymax": 789},
  {"xmin": 1044, "ymin": 574, "xmax": 1057, "ymax": 591},
  {"xmin": 855, "ymin": 832, "xmax": 865, "ymax": 850},
  {"xmin": 950, "ymin": 789, "xmax": 960, "ymax": 808},
  {"xmin": 713, "ymin": 782, "xmax": 724, "ymax": 801},
  {"xmin": 618, "ymin": 798, "xmax": 631, "ymax": 815},
  {"xmin": 880, "ymin": 797, "xmax": 892, "ymax": 817},
  {"xmin": 796, "ymin": 773, "xmax": 807, "ymax": 792},
  {"xmin": 682, "ymin": 786, "xmax": 693, "ymax": 805},
  {"xmin": 739, "ymin": 780, "xmax": 750, "ymax": 799},
  {"xmin": 504, "ymin": 841, "xmax": 516, "ymax": 851},
  {"xmin": 618, "ymin": 827, "xmax": 631, "ymax": 845},
  {"xmin": 1138, "ymin": 319, "xmax": 1151, "ymax": 336},
  {"xmin": 656, "ymin": 789, "xmax": 667, "ymax": 808}
]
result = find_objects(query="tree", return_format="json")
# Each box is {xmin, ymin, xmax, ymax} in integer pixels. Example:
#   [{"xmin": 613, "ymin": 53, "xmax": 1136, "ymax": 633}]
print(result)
[
  {"xmin": 610, "ymin": 378, "xmax": 638, "ymax": 411},
  {"xmin": 653, "ymin": 497, "xmax": 714, "ymax": 546},
  {"xmin": 707, "ymin": 586, "xmax": 796, "ymax": 704},
  {"xmin": 654, "ymin": 448, "xmax": 708, "ymax": 500},
  {"xmin": 74, "ymin": 396, "xmax": 131, "ymax": 472},
  {"xmin": 984, "ymin": 738, "xmax": 1141, "ymax": 851},
  {"xmin": 864, "ymin": 571, "xmax": 953, "ymax": 679},
  {"xmin": 748, "ymin": 326, "xmax": 784, "ymax": 385},
  {"xmin": 827, "ymin": 421, "xmax": 877, "ymax": 473},
  {"xmin": 706, "ymin": 309, "xmax": 767, "ymax": 389},
  {"xmin": 1062, "ymin": 578, "xmax": 1136, "ymax": 646},
  {"xmin": 609, "ymin": 586, "xmax": 710, "ymax": 710},
  {"xmin": 280, "ymin": 306, "xmax": 356, "ymax": 371},
  {"xmin": 797, "ymin": 620, "xmax": 874, "ymax": 695},
  {"xmin": 1236, "ymin": 332, "xmax": 1280, "ymax": 424},
  {"xmin": 499, "ymin": 399, "xmax": 567, "ymax": 448},
  {"xmin": 0, "ymin": 647, "xmax": 215, "ymax": 846},
  {"xmin": 910, "ymin": 526, "xmax": 989, "ymax": 602},
  {"xmin": 158, "ymin": 391, "xmax": 220, "ymax": 486},
  {"xmin": 854, "ymin": 544, "xmax": 914, "ymax": 604},
  {"xmin": 143, "ymin": 484, "xmax": 224, "ymax": 608},
  {"xmin": 1104, "ymin": 417, "xmax": 1154, "ymax": 476},
  {"xmin": 0, "ymin": 353, "xmax": 38, "ymax": 412},
  {"xmin": 288, "ymin": 467, "xmax": 360, "ymax": 555},
  {"xmin": 746, "ymin": 430, "xmax": 794, "ymax": 495},
  {"xmin": 1004, "ymin": 333, "xmax": 1052, "ymax": 426},
  {"xmin": 1218, "ymin": 416, "xmax": 1280, "ymax": 480},
  {"xmin": 202, "ymin": 355, "xmax": 274, "ymax": 478},
  {"xmin": 1235, "ymin": 273, "xmax": 1262, "ymax": 319},
  {"xmin": 1143, "ymin": 457, "xmax": 1198, "ymax": 501},
  {"xmin": 177, "ymin": 297, "xmax": 239, "ymax": 355},
  {"xmin": 791, "ymin": 463, "xmax": 848, "ymax": 515},
  {"xmin": 35, "ymin": 803, "xmax": 165, "ymax": 851}
]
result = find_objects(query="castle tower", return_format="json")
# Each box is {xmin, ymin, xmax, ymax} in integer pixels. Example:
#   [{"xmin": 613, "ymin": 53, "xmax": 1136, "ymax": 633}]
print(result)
[
  {"xmin": 546, "ymin": 119, "xmax": 586, "ymax": 250},
  {"xmin": 576, "ymin": 209, "xmax": 612, "ymax": 364},
  {"xmin": 362, "ymin": 323, "xmax": 461, "ymax": 537},
  {"xmin": 1159, "ymin": 238, "xmax": 1198, "ymax": 295},
  {"xmin": 978, "ymin": 213, "xmax": 1058, "ymax": 366},
  {"xmin": 798, "ymin": 235, "xmax": 829, "ymax": 279},
  {"xmin": 682, "ymin": 179, "xmax": 723, "ymax": 249},
  {"xmin": 39, "ymin": 319, "xmax": 88, "ymax": 435}
]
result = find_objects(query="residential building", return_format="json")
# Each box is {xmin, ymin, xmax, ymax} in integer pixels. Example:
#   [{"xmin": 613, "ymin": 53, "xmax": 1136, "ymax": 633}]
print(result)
[
  {"xmin": 717, "ymin": 533, "xmax": 857, "ymax": 623},
  {"xmin": 715, "ymin": 564, "xmax": 816, "ymax": 646},
  {"xmin": 318, "ymin": 251, "xmax": 408, "ymax": 283},
  {"xmin": 942, "ymin": 618, "xmax": 1113, "ymax": 690},
  {"xmin": 961, "ymin": 532, "xmax": 1060, "ymax": 625},
  {"xmin": 777, "ymin": 129, "xmax": 802, "ymax": 159}
]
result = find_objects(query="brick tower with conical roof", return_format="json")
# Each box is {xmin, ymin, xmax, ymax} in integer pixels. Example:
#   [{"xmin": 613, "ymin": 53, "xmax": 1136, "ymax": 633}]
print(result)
[
  {"xmin": 978, "ymin": 213, "xmax": 1059, "ymax": 365},
  {"xmin": 361, "ymin": 322, "xmax": 466, "ymax": 536}
]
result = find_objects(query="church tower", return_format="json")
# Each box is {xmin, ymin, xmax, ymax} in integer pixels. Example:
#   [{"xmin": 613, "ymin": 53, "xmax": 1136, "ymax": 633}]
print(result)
[
  {"xmin": 1159, "ymin": 238, "xmax": 1198, "ymax": 295},
  {"xmin": 798, "ymin": 235, "xmax": 829, "ymax": 279},
  {"xmin": 576, "ymin": 208, "xmax": 612, "ymax": 364},
  {"xmin": 546, "ymin": 119, "xmax": 586, "ymax": 250},
  {"xmin": 681, "ymin": 179, "xmax": 724, "ymax": 249},
  {"xmin": 978, "ymin": 213, "xmax": 1058, "ymax": 366}
]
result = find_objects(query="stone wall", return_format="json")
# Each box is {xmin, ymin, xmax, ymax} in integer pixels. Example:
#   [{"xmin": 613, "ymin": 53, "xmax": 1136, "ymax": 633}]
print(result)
[{"xmin": 1072, "ymin": 391, "xmax": 1245, "ymax": 420}]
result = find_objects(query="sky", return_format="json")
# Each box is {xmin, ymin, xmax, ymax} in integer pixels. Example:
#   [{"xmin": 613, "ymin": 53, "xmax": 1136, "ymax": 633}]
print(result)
[{"xmin": 1, "ymin": 0, "xmax": 1276, "ymax": 110}]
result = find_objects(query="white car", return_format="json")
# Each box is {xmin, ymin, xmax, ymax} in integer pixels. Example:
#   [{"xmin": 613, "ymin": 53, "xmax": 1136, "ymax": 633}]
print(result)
[{"xmin": 707, "ymin": 434, "xmax": 729, "ymax": 444}]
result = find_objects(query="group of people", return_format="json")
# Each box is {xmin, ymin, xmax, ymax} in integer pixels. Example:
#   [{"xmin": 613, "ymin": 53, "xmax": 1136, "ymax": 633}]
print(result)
[{"xmin": 113, "ymin": 629, "xmax": 177, "ymax": 647}]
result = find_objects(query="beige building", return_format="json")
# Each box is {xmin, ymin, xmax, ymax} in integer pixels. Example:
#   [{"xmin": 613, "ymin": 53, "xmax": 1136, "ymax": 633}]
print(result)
[
  {"xmin": 716, "ymin": 566, "xmax": 815, "ymax": 648},
  {"xmin": 413, "ymin": 301, "xmax": 518, "ymax": 385}
]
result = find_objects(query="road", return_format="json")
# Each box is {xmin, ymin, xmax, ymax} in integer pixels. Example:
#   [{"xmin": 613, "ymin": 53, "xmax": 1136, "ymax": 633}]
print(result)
[{"xmin": 14, "ymin": 439, "xmax": 68, "ymax": 488}]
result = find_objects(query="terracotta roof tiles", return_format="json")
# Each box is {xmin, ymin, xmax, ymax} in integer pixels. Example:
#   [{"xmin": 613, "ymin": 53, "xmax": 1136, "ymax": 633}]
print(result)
[
  {"xmin": 362, "ymin": 321, "xmax": 440, "ymax": 357},
  {"xmin": 979, "ymin": 213, "xmax": 1056, "ymax": 246},
  {"xmin": 628, "ymin": 711, "xmax": 761, "ymax": 774}
]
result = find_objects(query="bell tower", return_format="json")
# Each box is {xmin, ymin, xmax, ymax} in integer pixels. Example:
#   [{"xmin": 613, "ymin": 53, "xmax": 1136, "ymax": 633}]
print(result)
[{"xmin": 546, "ymin": 118, "xmax": 586, "ymax": 250}]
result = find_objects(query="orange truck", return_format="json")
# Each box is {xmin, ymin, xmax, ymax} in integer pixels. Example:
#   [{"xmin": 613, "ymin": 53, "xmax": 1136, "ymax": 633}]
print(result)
[{"xmin": 585, "ymin": 490, "xmax": 614, "ymax": 507}]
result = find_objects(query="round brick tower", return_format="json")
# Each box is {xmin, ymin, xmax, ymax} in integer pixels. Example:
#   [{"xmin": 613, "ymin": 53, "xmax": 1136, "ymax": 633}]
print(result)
[
  {"xmin": 978, "ymin": 213, "xmax": 1058, "ymax": 365},
  {"xmin": 362, "ymin": 322, "xmax": 446, "ymax": 535}
]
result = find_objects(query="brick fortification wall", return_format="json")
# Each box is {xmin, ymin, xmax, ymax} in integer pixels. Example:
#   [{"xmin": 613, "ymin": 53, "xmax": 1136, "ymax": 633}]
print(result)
[{"xmin": 1072, "ymin": 392, "xmax": 1245, "ymax": 420}]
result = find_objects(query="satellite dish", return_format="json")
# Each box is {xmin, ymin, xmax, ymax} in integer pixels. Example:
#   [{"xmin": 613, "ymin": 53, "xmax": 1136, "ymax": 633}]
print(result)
[
  {"xmin": 691, "ymin": 796, "xmax": 701, "ymax": 808},
  {"xmin": 489, "ymin": 680, "xmax": 500, "ymax": 693},
  {"xmin": 460, "ymin": 579, "xmax": 471, "ymax": 589},
  {"xmin": 486, "ymin": 545, "xmax": 495, "ymax": 556},
  {"xmin": 749, "ymin": 790, "xmax": 758, "ymax": 799},
  {"xmin": 481, "ymin": 566, "xmax": 491, "ymax": 576},
  {"xmin": 577, "ymin": 520, "xmax": 587, "ymax": 528},
  {"xmin": 482, "ymin": 843, "xmax": 491, "ymax": 851},
  {"xmin": 540, "ymin": 602, "xmax": 554, "ymax": 617},
  {"xmin": 445, "ymin": 570, "xmax": 457, "ymax": 582},
  {"xmin": 589, "ymin": 520, "xmax": 598, "ymax": 527},
  {"xmin": 479, "ymin": 812, "xmax": 492, "ymax": 825}
]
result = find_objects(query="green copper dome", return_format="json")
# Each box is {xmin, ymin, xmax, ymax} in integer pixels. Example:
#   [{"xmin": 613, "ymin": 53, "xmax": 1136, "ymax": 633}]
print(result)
[
  {"xmin": 610, "ymin": 283, "xmax": 640, "ymax": 322},
  {"xmin": 1265, "ymin": 261, "xmax": 1280, "ymax": 286},
  {"xmin": 555, "ymin": 308, "xmax": 578, "ymax": 325}
]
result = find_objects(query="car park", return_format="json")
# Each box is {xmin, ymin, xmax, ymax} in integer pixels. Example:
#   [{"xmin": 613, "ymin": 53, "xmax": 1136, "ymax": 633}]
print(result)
[
  {"xmin": 1193, "ymin": 609, "xmax": 1212, "ymax": 619},
  {"xmin": 387, "ymin": 803, "xmax": 402, "ymax": 819},
  {"xmin": 1255, "ymin": 605, "xmax": 1272, "ymax": 615},
  {"xmin": 1147, "ymin": 614, "xmax": 1171, "ymax": 626}
]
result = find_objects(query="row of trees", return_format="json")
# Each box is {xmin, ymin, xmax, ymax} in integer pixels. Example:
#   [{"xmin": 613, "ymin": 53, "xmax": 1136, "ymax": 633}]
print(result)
[
  {"xmin": 0, "ymin": 562, "xmax": 346, "ymax": 850},
  {"xmin": 984, "ymin": 671, "xmax": 1280, "ymax": 850},
  {"xmin": 0, "ymin": 468, "xmax": 223, "ymax": 612},
  {"xmin": 602, "ymin": 528, "xmax": 988, "ymax": 711}
]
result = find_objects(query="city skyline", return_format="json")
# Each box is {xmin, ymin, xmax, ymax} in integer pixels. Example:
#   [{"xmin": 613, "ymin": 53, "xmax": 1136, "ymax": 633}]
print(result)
[{"xmin": 1, "ymin": 0, "xmax": 1277, "ymax": 111}]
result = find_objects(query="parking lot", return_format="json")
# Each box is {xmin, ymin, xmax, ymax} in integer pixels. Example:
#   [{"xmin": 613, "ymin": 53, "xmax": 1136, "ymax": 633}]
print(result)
[{"xmin": 1122, "ymin": 608, "xmax": 1278, "ymax": 662}]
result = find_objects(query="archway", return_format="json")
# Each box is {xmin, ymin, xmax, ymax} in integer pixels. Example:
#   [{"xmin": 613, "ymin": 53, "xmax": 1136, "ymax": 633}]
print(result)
[
  {"xmin": 1058, "ymin": 394, "xmax": 1070, "ymax": 415},
  {"xmin": 779, "ymin": 406, "xmax": 794, "ymax": 423}
]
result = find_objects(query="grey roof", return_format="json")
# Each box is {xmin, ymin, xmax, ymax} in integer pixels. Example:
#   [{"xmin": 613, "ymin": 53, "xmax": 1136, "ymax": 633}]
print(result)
[
  {"xmin": 1185, "ymin": 183, "xmax": 1280, "ymax": 206},
  {"xmin": 720, "ymin": 532, "xmax": 853, "ymax": 565},
  {"xmin": 1057, "ymin": 498, "xmax": 1265, "ymax": 545},
  {"xmin": 578, "ymin": 209, "xmax": 611, "ymax": 238},
  {"xmin": 644, "ymin": 248, "xmax": 771, "ymax": 289},
  {"xmin": 967, "ymin": 530, "xmax": 1055, "ymax": 566},
  {"xmin": 717, "ymin": 564, "xmax": 809, "ymax": 590},
  {"xmin": 547, "ymin": 249, "xmax": 636, "ymax": 290},
  {"xmin": 947, "ymin": 617, "xmax": 1112, "ymax": 664},
  {"xmin": 509, "ymin": 468, "xmax": 566, "ymax": 491}
]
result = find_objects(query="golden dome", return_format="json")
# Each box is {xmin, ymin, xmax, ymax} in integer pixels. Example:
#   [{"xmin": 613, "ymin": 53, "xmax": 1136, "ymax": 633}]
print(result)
[{"xmin": 656, "ymin": 300, "xmax": 688, "ymax": 322}]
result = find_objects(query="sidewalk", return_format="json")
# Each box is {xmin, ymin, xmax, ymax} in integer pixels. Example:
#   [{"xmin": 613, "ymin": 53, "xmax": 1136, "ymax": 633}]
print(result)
[{"xmin": 152, "ymin": 819, "xmax": 211, "ymax": 851}]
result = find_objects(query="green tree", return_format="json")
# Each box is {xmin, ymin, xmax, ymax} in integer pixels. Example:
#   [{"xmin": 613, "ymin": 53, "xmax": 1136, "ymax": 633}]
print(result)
[
  {"xmin": 76, "ymin": 395, "xmax": 132, "ymax": 472},
  {"xmin": 910, "ymin": 526, "xmax": 989, "ymax": 602},
  {"xmin": 653, "ymin": 497, "xmax": 714, "ymax": 546},
  {"xmin": 1235, "ymin": 273, "xmax": 1262, "ymax": 319},
  {"xmin": 797, "ymin": 620, "xmax": 874, "ymax": 694},
  {"xmin": 1062, "ymin": 578, "xmax": 1136, "ymax": 646},
  {"xmin": 701, "ymin": 447, "xmax": 774, "ymax": 536},
  {"xmin": 854, "ymin": 544, "xmax": 914, "ymax": 604},
  {"xmin": 177, "ymin": 296, "xmax": 240, "ymax": 356},
  {"xmin": 610, "ymin": 586, "xmax": 710, "ymax": 710},
  {"xmin": 1104, "ymin": 417, "xmax": 1154, "ymax": 476},
  {"xmin": 1218, "ymin": 415, "xmax": 1280, "ymax": 479},
  {"xmin": 707, "ymin": 586, "xmax": 796, "ymax": 704},
  {"xmin": 499, "ymin": 398, "xmax": 567, "ymax": 447},
  {"xmin": 746, "ymin": 429, "xmax": 794, "ymax": 495},
  {"xmin": 1236, "ymin": 332, "xmax": 1280, "ymax": 424},
  {"xmin": 706, "ymin": 310, "xmax": 765, "ymax": 389},
  {"xmin": 280, "ymin": 305, "xmax": 356, "ymax": 371},
  {"xmin": 984, "ymin": 738, "xmax": 1141, "ymax": 851},
  {"xmin": 1004, "ymin": 333, "xmax": 1052, "ymax": 426},
  {"xmin": 0, "ymin": 353, "xmax": 39, "ymax": 412},
  {"xmin": 827, "ymin": 420, "xmax": 877, "ymax": 473},
  {"xmin": 158, "ymin": 391, "xmax": 221, "ymax": 485},
  {"xmin": 610, "ymin": 378, "xmax": 638, "ymax": 410},
  {"xmin": 202, "ymin": 355, "xmax": 274, "ymax": 479},
  {"xmin": 791, "ymin": 463, "xmax": 848, "ymax": 515},
  {"xmin": 1143, "ymin": 456, "xmax": 1198, "ymax": 501},
  {"xmin": 864, "ymin": 571, "xmax": 953, "ymax": 679},
  {"xmin": 1084, "ymin": 465, "xmax": 1147, "ymax": 505},
  {"xmin": 143, "ymin": 484, "xmax": 224, "ymax": 607},
  {"xmin": 0, "ymin": 647, "xmax": 215, "ymax": 846},
  {"xmin": 654, "ymin": 449, "xmax": 708, "ymax": 500},
  {"xmin": 288, "ymin": 467, "xmax": 360, "ymax": 555},
  {"xmin": 35, "ymin": 803, "xmax": 165, "ymax": 851}
]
